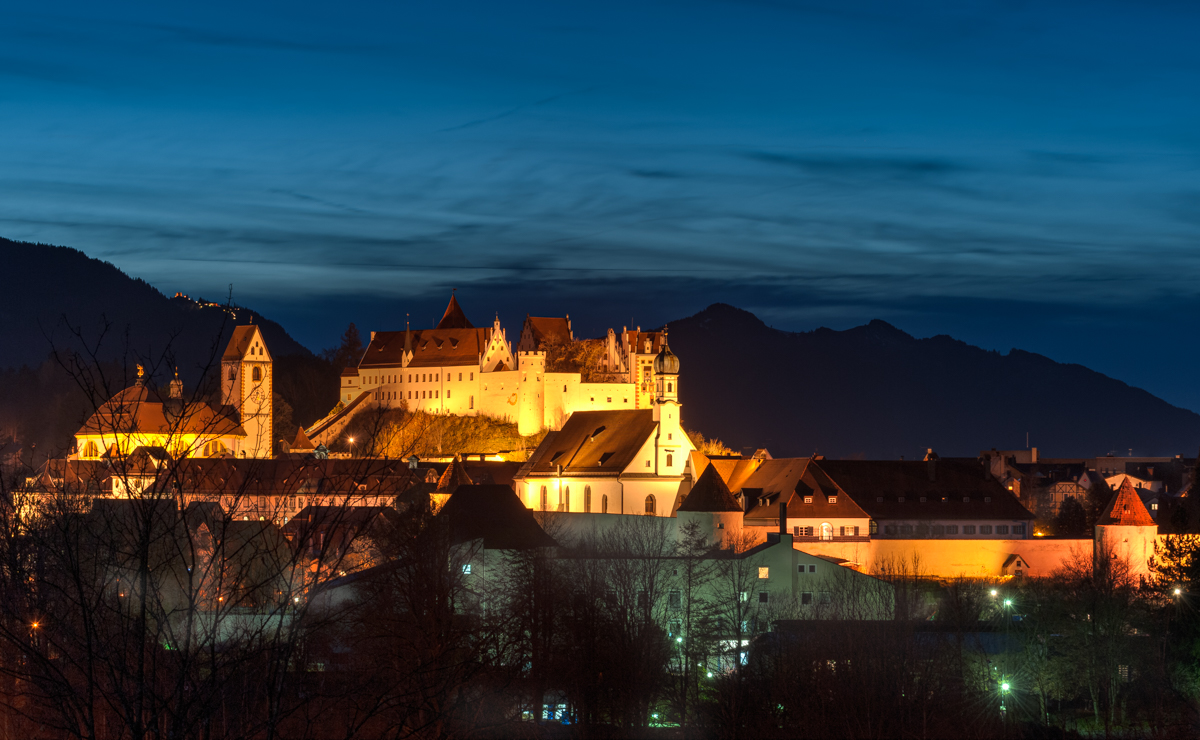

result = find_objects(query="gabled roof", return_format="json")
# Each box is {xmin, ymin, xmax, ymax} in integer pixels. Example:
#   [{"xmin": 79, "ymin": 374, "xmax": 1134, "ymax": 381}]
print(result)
[
  {"xmin": 222, "ymin": 325, "xmax": 262, "ymax": 361},
  {"xmin": 358, "ymin": 327, "xmax": 494, "ymax": 368},
  {"xmin": 742, "ymin": 458, "xmax": 869, "ymax": 521},
  {"xmin": 815, "ymin": 459, "xmax": 1034, "ymax": 522},
  {"xmin": 1097, "ymin": 478, "xmax": 1156, "ymax": 526},
  {"xmin": 521, "ymin": 409, "xmax": 657, "ymax": 477},
  {"xmin": 678, "ymin": 464, "xmax": 741, "ymax": 512},
  {"xmin": 524, "ymin": 316, "xmax": 572, "ymax": 346},
  {"xmin": 436, "ymin": 484, "xmax": 557, "ymax": 549},
  {"xmin": 437, "ymin": 295, "xmax": 473, "ymax": 329}
]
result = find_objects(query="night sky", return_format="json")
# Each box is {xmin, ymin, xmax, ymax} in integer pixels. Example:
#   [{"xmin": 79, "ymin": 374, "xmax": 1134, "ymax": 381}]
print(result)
[{"xmin": 3, "ymin": 1, "xmax": 1199, "ymax": 409}]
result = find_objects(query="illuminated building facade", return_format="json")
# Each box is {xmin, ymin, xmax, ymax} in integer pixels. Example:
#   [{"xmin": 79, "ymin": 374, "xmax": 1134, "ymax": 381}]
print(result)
[{"xmin": 310, "ymin": 296, "xmax": 678, "ymax": 443}]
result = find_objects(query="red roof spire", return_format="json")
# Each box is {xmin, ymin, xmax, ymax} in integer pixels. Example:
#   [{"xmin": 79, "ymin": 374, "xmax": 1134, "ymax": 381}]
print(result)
[
  {"xmin": 1097, "ymin": 478, "xmax": 1155, "ymax": 526},
  {"xmin": 436, "ymin": 294, "xmax": 473, "ymax": 329}
]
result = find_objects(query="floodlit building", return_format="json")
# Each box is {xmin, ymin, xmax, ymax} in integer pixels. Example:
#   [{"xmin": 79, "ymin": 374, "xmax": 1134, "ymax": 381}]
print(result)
[
  {"xmin": 309, "ymin": 296, "xmax": 680, "ymax": 443},
  {"xmin": 73, "ymin": 324, "xmax": 274, "ymax": 461}
]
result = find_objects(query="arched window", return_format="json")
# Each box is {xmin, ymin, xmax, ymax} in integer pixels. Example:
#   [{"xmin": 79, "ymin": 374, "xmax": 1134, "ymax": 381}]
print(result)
[
  {"xmin": 585, "ymin": 485, "xmax": 592, "ymax": 513},
  {"xmin": 645, "ymin": 495, "xmax": 656, "ymax": 515},
  {"xmin": 82, "ymin": 440, "xmax": 98, "ymax": 458},
  {"xmin": 561, "ymin": 486, "xmax": 569, "ymax": 512},
  {"xmin": 667, "ymin": 382, "xmax": 673, "ymax": 393},
  {"xmin": 228, "ymin": 367, "xmax": 236, "ymax": 381},
  {"xmin": 252, "ymin": 366, "xmax": 262, "ymax": 382},
  {"xmin": 601, "ymin": 494, "xmax": 608, "ymax": 514},
  {"xmin": 820, "ymin": 522, "xmax": 833, "ymax": 541},
  {"xmin": 540, "ymin": 486, "xmax": 548, "ymax": 511},
  {"xmin": 666, "ymin": 453, "xmax": 673, "ymax": 467}
]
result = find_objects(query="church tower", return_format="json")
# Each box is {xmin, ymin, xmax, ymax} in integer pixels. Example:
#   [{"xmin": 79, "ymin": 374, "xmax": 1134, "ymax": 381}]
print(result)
[
  {"xmin": 221, "ymin": 325, "xmax": 273, "ymax": 458},
  {"xmin": 652, "ymin": 332, "xmax": 683, "ymax": 477}
]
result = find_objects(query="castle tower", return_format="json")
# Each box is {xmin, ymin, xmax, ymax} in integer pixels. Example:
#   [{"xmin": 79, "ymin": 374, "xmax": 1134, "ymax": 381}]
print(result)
[
  {"xmin": 518, "ymin": 349, "xmax": 546, "ymax": 437},
  {"xmin": 1094, "ymin": 477, "xmax": 1157, "ymax": 583},
  {"xmin": 221, "ymin": 325, "xmax": 273, "ymax": 458}
]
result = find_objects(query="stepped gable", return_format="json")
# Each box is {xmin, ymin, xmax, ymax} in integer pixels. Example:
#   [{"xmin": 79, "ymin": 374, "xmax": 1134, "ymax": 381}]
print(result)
[
  {"xmin": 678, "ymin": 464, "xmax": 742, "ymax": 512},
  {"xmin": 437, "ymin": 294, "xmax": 473, "ymax": 329},
  {"xmin": 436, "ymin": 455, "xmax": 475, "ymax": 494},
  {"xmin": 1097, "ymin": 478, "xmax": 1156, "ymax": 526}
]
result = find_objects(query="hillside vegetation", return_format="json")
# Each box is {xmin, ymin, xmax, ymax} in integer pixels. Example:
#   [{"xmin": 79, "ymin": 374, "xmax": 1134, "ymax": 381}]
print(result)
[{"xmin": 340, "ymin": 409, "xmax": 548, "ymax": 462}]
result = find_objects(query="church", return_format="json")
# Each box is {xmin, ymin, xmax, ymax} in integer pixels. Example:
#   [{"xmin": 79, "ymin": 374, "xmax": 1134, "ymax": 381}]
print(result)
[
  {"xmin": 73, "ymin": 324, "xmax": 275, "ymax": 461},
  {"xmin": 307, "ymin": 295, "xmax": 678, "ymax": 443}
]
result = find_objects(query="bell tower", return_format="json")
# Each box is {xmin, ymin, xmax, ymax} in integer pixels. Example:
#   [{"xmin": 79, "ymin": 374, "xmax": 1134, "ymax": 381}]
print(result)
[{"xmin": 221, "ymin": 325, "xmax": 273, "ymax": 458}]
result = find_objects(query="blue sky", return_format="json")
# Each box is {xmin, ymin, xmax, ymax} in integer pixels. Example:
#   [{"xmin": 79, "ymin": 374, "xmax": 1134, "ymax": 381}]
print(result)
[{"xmin": 3, "ymin": 1, "xmax": 1200, "ymax": 410}]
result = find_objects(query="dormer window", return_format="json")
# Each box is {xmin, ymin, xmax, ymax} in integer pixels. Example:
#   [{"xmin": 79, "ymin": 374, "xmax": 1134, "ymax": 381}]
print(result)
[
  {"xmin": 898, "ymin": 497, "xmax": 905, "ymax": 503},
  {"xmin": 804, "ymin": 496, "xmax": 813, "ymax": 504},
  {"xmin": 919, "ymin": 497, "xmax": 926, "ymax": 503},
  {"xmin": 828, "ymin": 496, "xmax": 837, "ymax": 504}
]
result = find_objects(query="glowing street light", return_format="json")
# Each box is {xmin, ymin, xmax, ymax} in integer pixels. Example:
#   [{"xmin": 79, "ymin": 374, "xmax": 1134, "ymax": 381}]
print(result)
[
  {"xmin": 1003, "ymin": 599, "xmax": 1013, "ymax": 607},
  {"xmin": 1174, "ymin": 588, "xmax": 1183, "ymax": 596},
  {"xmin": 990, "ymin": 589, "xmax": 998, "ymax": 597},
  {"xmin": 1001, "ymin": 682, "xmax": 1010, "ymax": 692}
]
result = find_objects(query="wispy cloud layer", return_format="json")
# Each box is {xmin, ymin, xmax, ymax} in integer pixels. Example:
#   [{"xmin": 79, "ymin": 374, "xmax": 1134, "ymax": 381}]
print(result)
[{"xmin": 1, "ymin": 0, "xmax": 1199, "ymax": 407}]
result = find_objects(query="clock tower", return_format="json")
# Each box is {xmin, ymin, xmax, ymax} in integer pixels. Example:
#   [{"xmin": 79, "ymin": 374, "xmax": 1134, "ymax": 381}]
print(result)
[{"xmin": 221, "ymin": 325, "xmax": 273, "ymax": 458}]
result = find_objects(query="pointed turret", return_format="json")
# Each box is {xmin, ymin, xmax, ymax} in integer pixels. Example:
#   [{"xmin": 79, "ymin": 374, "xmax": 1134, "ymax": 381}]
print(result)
[
  {"xmin": 431, "ymin": 454, "xmax": 474, "ymax": 513},
  {"xmin": 436, "ymin": 294, "xmax": 474, "ymax": 329},
  {"xmin": 1098, "ymin": 477, "xmax": 1155, "ymax": 526},
  {"xmin": 678, "ymin": 464, "xmax": 741, "ymax": 512},
  {"xmin": 290, "ymin": 425, "xmax": 316, "ymax": 452}
]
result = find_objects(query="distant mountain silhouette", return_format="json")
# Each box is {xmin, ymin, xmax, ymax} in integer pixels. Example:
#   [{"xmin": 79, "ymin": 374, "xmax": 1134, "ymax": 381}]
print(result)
[
  {"xmin": 0, "ymin": 238, "xmax": 309, "ymax": 370},
  {"xmin": 0, "ymin": 239, "xmax": 336, "ymax": 456},
  {"xmin": 670, "ymin": 303, "xmax": 1200, "ymax": 458}
]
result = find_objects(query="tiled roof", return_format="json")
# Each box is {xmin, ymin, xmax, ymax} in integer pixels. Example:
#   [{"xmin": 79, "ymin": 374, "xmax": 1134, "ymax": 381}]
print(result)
[
  {"xmin": 525, "ymin": 316, "xmax": 571, "ymax": 346},
  {"xmin": 815, "ymin": 459, "xmax": 1034, "ymax": 522},
  {"xmin": 1097, "ymin": 478, "xmax": 1156, "ymax": 526},
  {"xmin": 742, "ymin": 458, "xmax": 869, "ymax": 521},
  {"xmin": 437, "ymin": 484, "xmax": 558, "ymax": 549},
  {"xmin": 291, "ymin": 425, "xmax": 316, "ymax": 451},
  {"xmin": 522, "ymin": 409, "xmax": 657, "ymax": 477},
  {"xmin": 222, "ymin": 325, "xmax": 260, "ymax": 361},
  {"xmin": 437, "ymin": 295, "xmax": 473, "ymax": 329},
  {"xmin": 678, "ymin": 464, "xmax": 742, "ymax": 512},
  {"xmin": 358, "ymin": 327, "xmax": 493, "ymax": 368},
  {"xmin": 436, "ymin": 456, "xmax": 474, "ymax": 493},
  {"xmin": 77, "ymin": 384, "xmax": 245, "ymax": 438}
]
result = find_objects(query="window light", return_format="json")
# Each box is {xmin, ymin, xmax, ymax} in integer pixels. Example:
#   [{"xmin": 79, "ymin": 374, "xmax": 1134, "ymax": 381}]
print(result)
[{"xmin": 758, "ymin": 567, "xmax": 769, "ymax": 579}]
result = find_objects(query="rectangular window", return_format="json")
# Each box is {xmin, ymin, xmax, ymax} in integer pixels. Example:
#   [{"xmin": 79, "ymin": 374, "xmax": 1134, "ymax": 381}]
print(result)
[
  {"xmin": 980, "ymin": 525, "xmax": 993, "ymax": 535},
  {"xmin": 646, "ymin": 460, "xmax": 651, "ymax": 467},
  {"xmin": 901, "ymin": 524, "xmax": 913, "ymax": 535},
  {"xmin": 758, "ymin": 567, "xmax": 769, "ymax": 579},
  {"xmin": 758, "ymin": 592, "xmax": 769, "ymax": 604},
  {"xmin": 852, "ymin": 526, "xmax": 859, "ymax": 536},
  {"xmin": 668, "ymin": 590, "xmax": 682, "ymax": 610},
  {"xmin": 804, "ymin": 496, "xmax": 813, "ymax": 504},
  {"xmin": 801, "ymin": 592, "xmax": 813, "ymax": 605},
  {"xmin": 932, "ymin": 524, "xmax": 944, "ymax": 536},
  {"xmin": 447, "ymin": 390, "xmax": 451, "ymax": 398},
  {"xmin": 470, "ymin": 372, "xmax": 474, "ymax": 380},
  {"xmin": 996, "ymin": 525, "xmax": 1009, "ymax": 535},
  {"xmin": 738, "ymin": 591, "xmax": 748, "ymax": 602},
  {"xmin": 469, "ymin": 395, "xmax": 474, "ymax": 409},
  {"xmin": 794, "ymin": 526, "xmax": 800, "ymax": 536},
  {"xmin": 839, "ymin": 526, "xmax": 845, "ymax": 536},
  {"xmin": 963, "ymin": 525, "xmax": 976, "ymax": 535},
  {"xmin": 1013, "ymin": 524, "xmax": 1026, "ymax": 535},
  {"xmin": 829, "ymin": 496, "xmax": 836, "ymax": 504},
  {"xmin": 803, "ymin": 526, "xmax": 813, "ymax": 537},
  {"xmin": 462, "ymin": 564, "xmax": 472, "ymax": 575},
  {"xmin": 885, "ymin": 525, "xmax": 897, "ymax": 535},
  {"xmin": 809, "ymin": 565, "xmax": 816, "ymax": 573},
  {"xmin": 946, "ymin": 525, "xmax": 959, "ymax": 535}
]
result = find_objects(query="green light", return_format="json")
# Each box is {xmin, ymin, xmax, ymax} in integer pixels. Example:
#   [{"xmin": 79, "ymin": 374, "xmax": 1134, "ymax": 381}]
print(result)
[
  {"xmin": 1003, "ymin": 599, "xmax": 1012, "ymax": 607},
  {"xmin": 1001, "ymin": 682, "xmax": 1010, "ymax": 692},
  {"xmin": 676, "ymin": 636, "xmax": 683, "ymax": 643}
]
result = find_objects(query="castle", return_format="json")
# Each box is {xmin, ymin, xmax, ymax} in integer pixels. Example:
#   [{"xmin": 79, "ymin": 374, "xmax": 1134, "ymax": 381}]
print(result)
[{"xmin": 307, "ymin": 295, "xmax": 675, "ymax": 442}]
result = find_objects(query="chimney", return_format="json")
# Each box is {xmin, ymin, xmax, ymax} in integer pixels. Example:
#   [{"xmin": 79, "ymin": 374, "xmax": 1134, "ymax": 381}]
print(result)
[{"xmin": 779, "ymin": 501, "xmax": 787, "ymax": 536}]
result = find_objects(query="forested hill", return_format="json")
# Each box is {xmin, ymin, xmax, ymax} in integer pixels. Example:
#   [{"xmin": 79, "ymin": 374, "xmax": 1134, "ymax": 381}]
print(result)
[
  {"xmin": 0, "ymin": 239, "xmax": 337, "ymax": 456},
  {"xmin": 670, "ymin": 303, "xmax": 1200, "ymax": 459},
  {"xmin": 0, "ymin": 239, "xmax": 309, "ymax": 370}
]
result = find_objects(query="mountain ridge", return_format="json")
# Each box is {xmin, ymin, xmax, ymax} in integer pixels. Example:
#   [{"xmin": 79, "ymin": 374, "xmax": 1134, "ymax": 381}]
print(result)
[{"xmin": 668, "ymin": 302, "xmax": 1200, "ymax": 458}]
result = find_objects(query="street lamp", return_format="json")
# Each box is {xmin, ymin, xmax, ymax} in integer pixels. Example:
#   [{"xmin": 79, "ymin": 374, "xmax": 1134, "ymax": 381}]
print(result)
[
  {"xmin": 348, "ymin": 436, "xmax": 356, "ymax": 457},
  {"xmin": 990, "ymin": 589, "xmax": 998, "ymax": 597},
  {"xmin": 1174, "ymin": 587, "xmax": 1183, "ymax": 597},
  {"xmin": 1003, "ymin": 598, "xmax": 1012, "ymax": 607}
]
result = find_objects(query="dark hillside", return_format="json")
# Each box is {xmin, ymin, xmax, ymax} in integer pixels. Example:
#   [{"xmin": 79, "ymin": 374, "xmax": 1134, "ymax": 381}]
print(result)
[
  {"xmin": 0, "ymin": 239, "xmax": 337, "ymax": 456},
  {"xmin": 670, "ymin": 303, "xmax": 1200, "ymax": 458}
]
